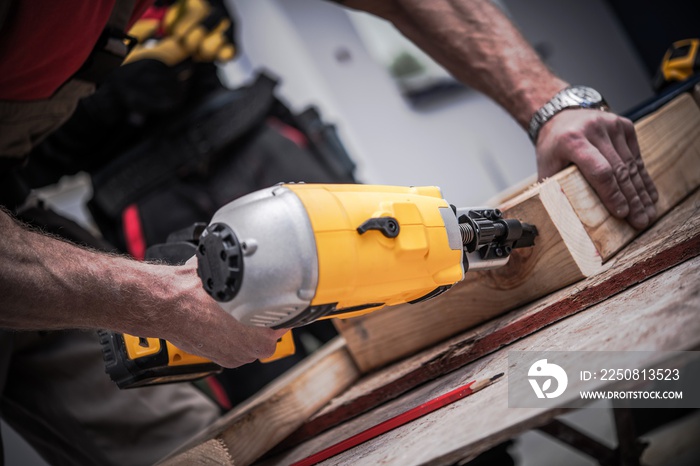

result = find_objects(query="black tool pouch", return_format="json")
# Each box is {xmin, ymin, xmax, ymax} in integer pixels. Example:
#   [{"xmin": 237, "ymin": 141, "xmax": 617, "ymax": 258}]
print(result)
[
  {"xmin": 86, "ymin": 72, "xmax": 356, "ymax": 255},
  {"xmin": 270, "ymin": 101, "xmax": 356, "ymax": 184}
]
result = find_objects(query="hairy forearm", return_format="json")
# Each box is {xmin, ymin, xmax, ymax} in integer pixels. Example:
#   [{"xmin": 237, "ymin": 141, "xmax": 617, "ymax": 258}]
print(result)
[
  {"xmin": 343, "ymin": 0, "xmax": 567, "ymax": 127},
  {"xmin": 0, "ymin": 209, "xmax": 285, "ymax": 366},
  {"xmin": 0, "ymin": 209, "xmax": 169, "ymax": 334}
]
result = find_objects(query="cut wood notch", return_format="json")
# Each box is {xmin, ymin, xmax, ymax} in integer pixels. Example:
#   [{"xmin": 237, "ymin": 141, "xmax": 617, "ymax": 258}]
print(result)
[{"xmin": 336, "ymin": 92, "xmax": 700, "ymax": 373}]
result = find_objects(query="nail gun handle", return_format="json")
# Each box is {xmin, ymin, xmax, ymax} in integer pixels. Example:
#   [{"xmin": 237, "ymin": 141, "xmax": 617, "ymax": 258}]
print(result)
[
  {"xmin": 101, "ymin": 328, "xmax": 295, "ymax": 388},
  {"xmin": 259, "ymin": 330, "xmax": 296, "ymax": 363},
  {"xmin": 99, "ymin": 330, "xmax": 222, "ymax": 389}
]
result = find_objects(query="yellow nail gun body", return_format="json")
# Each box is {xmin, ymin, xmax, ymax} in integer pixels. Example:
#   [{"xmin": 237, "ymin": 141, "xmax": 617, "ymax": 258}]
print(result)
[{"xmin": 101, "ymin": 184, "xmax": 537, "ymax": 388}]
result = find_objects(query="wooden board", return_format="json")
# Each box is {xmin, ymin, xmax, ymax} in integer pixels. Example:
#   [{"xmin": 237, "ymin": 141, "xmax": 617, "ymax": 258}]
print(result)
[
  {"xmin": 159, "ymin": 338, "xmax": 360, "ymax": 466},
  {"xmin": 555, "ymin": 93, "xmax": 700, "ymax": 260},
  {"xmin": 275, "ymin": 188, "xmax": 700, "ymax": 450},
  {"xmin": 336, "ymin": 92, "xmax": 700, "ymax": 373},
  {"xmin": 263, "ymin": 255, "xmax": 700, "ymax": 466},
  {"xmin": 693, "ymin": 82, "xmax": 700, "ymax": 107}
]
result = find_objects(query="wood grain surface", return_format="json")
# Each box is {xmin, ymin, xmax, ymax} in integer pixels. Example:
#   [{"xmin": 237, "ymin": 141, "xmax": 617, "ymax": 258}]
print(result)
[{"xmin": 264, "ymin": 255, "xmax": 700, "ymax": 466}]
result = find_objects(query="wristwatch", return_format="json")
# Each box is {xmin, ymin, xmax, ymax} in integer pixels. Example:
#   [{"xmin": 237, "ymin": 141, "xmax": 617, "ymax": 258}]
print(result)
[{"xmin": 528, "ymin": 85, "xmax": 609, "ymax": 143}]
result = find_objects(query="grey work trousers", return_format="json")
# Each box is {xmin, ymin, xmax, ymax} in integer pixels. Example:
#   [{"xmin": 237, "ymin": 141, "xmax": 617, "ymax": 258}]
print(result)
[{"xmin": 0, "ymin": 329, "xmax": 219, "ymax": 466}]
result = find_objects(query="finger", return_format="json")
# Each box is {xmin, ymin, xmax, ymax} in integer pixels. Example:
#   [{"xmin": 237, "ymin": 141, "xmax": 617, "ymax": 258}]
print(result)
[
  {"xmin": 572, "ymin": 140, "xmax": 629, "ymax": 220},
  {"xmin": 255, "ymin": 329, "xmax": 285, "ymax": 360},
  {"xmin": 622, "ymin": 119, "xmax": 659, "ymax": 202},
  {"xmin": 593, "ymin": 134, "xmax": 649, "ymax": 229},
  {"xmin": 610, "ymin": 119, "xmax": 656, "ymax": 222}
]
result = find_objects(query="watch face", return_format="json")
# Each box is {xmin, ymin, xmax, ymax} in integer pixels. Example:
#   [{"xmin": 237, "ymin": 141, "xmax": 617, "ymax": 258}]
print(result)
[{"xmin": 568, "ymin": 86, "xmax": 603, "ymax": 104}]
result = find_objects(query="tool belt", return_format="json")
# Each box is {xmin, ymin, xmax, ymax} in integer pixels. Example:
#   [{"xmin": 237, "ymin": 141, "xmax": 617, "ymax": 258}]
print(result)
[{"xmin": 86, "ymin": 72, "xmax": 356, "ymax": 255}]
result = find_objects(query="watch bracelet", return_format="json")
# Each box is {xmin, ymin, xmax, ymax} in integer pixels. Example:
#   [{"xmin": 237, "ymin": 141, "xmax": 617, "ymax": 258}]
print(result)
[{"xmin": 528, "ymin": 86, "xmax": 609, "ymax": 144}]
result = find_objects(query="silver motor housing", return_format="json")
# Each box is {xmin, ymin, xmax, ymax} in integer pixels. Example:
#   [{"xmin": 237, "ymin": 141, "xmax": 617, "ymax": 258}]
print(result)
[{"xmin": 197, "ymin": 185, "xmax": 319, "ymax": 327}]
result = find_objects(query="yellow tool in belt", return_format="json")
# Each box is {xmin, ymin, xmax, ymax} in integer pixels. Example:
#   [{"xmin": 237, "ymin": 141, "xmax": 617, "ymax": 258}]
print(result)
[
  {"xmin": 653, "ymin": 38, "xmax": 700, "ymax": 91},
  {"xmin": 125, "ymin": 0, "xmax": 236, "ymax": 66}
]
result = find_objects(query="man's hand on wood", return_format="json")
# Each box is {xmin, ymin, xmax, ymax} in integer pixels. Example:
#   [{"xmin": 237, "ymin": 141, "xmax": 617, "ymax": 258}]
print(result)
[{"xmin": 535, "ymin": 109, "xmax": 659, "ymax": 229}]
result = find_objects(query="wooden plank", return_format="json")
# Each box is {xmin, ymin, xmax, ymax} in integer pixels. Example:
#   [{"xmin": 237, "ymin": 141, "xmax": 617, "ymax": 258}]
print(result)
[
  {"xmin": 275, "ymin": 188, "xmax": 700, "ymax": 451},
  {"xmin": 265, "ymin": 256, "xmax": 700, "ymax": 465},
  {"xmin": 336, "ymin": 176, "xmax": 603, "ymax": 373},
  {"xmin": 159, "ymin": 338, "xmax": 360, "ymax": 466},
  {"xmin": 693, "ymin": 82, "xmax": 700, "ymax": 107},
  {"xmin": 555, "ymin": 93, "xmax": 700, "ymax": 260},
  {"xmin": 336, "ymin": 92, "xmax": 700, "ymax": 373}
]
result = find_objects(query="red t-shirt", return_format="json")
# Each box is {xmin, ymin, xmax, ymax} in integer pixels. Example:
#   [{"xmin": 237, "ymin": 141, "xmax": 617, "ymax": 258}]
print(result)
[{"xmin": 0, "ymin": 0, "xmax": 152, "ymax": 101}]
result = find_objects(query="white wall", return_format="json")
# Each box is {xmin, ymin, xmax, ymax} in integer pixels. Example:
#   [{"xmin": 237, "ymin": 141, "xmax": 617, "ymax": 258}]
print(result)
[
  {"xmin": 225, "ymin": 0, "xmax": 653, "ymax": 208},
  {"xmin": 501, "ymin": 0, "xmax": 652, "ymax": 112}
]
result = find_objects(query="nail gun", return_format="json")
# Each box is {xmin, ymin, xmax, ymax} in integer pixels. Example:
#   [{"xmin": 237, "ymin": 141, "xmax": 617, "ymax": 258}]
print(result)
[{"xmin": 100, "ymin": 183, "xmax": 538, "ymax": 388}]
